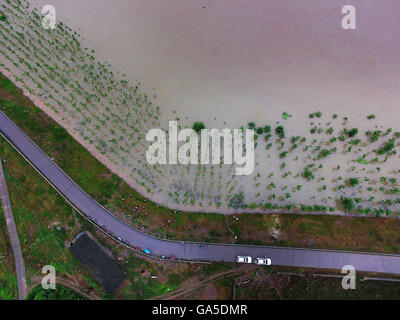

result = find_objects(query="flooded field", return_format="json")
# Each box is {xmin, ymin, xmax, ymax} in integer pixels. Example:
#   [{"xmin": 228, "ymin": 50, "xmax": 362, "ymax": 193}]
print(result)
[{"xmin": 1, "ymin": 0, "xmax": 400, "ymax": 215}]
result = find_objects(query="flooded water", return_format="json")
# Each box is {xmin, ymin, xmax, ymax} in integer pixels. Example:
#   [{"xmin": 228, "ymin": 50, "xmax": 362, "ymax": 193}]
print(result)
[
  {"xmin": 17, "ymin": 0, "xmax": 400, "ymax": 213},
  {"xmin": 32, "ymin": 0, "xmax": 400, "ymax": 128}
]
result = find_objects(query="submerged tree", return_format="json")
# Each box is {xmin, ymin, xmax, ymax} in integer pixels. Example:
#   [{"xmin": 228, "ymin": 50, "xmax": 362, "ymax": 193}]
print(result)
[
  {"xmin": 192, "ymin": 122, "xmax": 205, "ymax": 133},
  {"xmin": 341, "ymin": 197, "xmax": 355, "ymax": 212},
  {"xmin": 348, "ymin": 178, "xmax": 360, "ymax": 187},
  {"xmin": 275, "ymin": 125, "xmax": 285, "ymax": 139}
]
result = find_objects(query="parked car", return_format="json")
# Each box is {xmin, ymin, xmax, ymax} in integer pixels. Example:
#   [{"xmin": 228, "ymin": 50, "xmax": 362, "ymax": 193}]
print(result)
[
  {"xmin": 254, "ymin": 257, "xmax": 272, "ymax": 265},
  {"xmin": 236, "ymin": 256, "xmax": 252, "ymax": 263},
  {"xmin": 144, "ymin": 248, "xmax": 151, "ymax": 254}
]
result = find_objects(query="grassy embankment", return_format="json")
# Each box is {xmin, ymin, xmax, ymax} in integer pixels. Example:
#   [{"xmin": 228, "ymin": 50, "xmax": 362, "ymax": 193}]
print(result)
[
  {"xmin": 0, "ymin": 81, "xmax": 241, "ymax": 299},
  {"xmin": 2, "ymin": 73, "xmax": 400, "ymax": 255},
  {"xmin": 0, "ymin": 104, "xmax": 238, "ymax": 300}
]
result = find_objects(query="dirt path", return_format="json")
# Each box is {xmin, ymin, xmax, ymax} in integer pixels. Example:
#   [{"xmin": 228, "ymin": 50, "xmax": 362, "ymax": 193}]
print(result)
[
  {"xmin": 0, "ymin": 159, "xmax": 27, "ymax": 300},
  {"xmin": 153, "ymin": 265, "xmax": 249, "ymax": 300},
  {"xmin": 28, "ymin": 275, "xmax": 102, "ymax": 300}
]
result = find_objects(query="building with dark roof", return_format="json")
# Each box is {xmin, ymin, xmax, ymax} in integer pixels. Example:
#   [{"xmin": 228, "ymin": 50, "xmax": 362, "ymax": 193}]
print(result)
[{"xmin": 70, "ymin": 232, "xmax": 124, "ymax": 292}]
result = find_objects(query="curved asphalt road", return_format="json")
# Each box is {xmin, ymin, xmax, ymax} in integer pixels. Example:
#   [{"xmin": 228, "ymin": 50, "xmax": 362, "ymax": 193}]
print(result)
[{"xmin": 1, "ymin": 111, "xmax": 400, "ymax": 274}]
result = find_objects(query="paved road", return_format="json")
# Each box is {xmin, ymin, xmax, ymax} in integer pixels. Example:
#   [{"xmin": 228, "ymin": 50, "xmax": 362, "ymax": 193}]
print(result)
[
  {"xmin": 0, "ymin": 157, "xmax": 27, "ymax": 299},
  {"xmin": 1, "ymin": 111, "xmax": 400, "ymax": 275}
]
